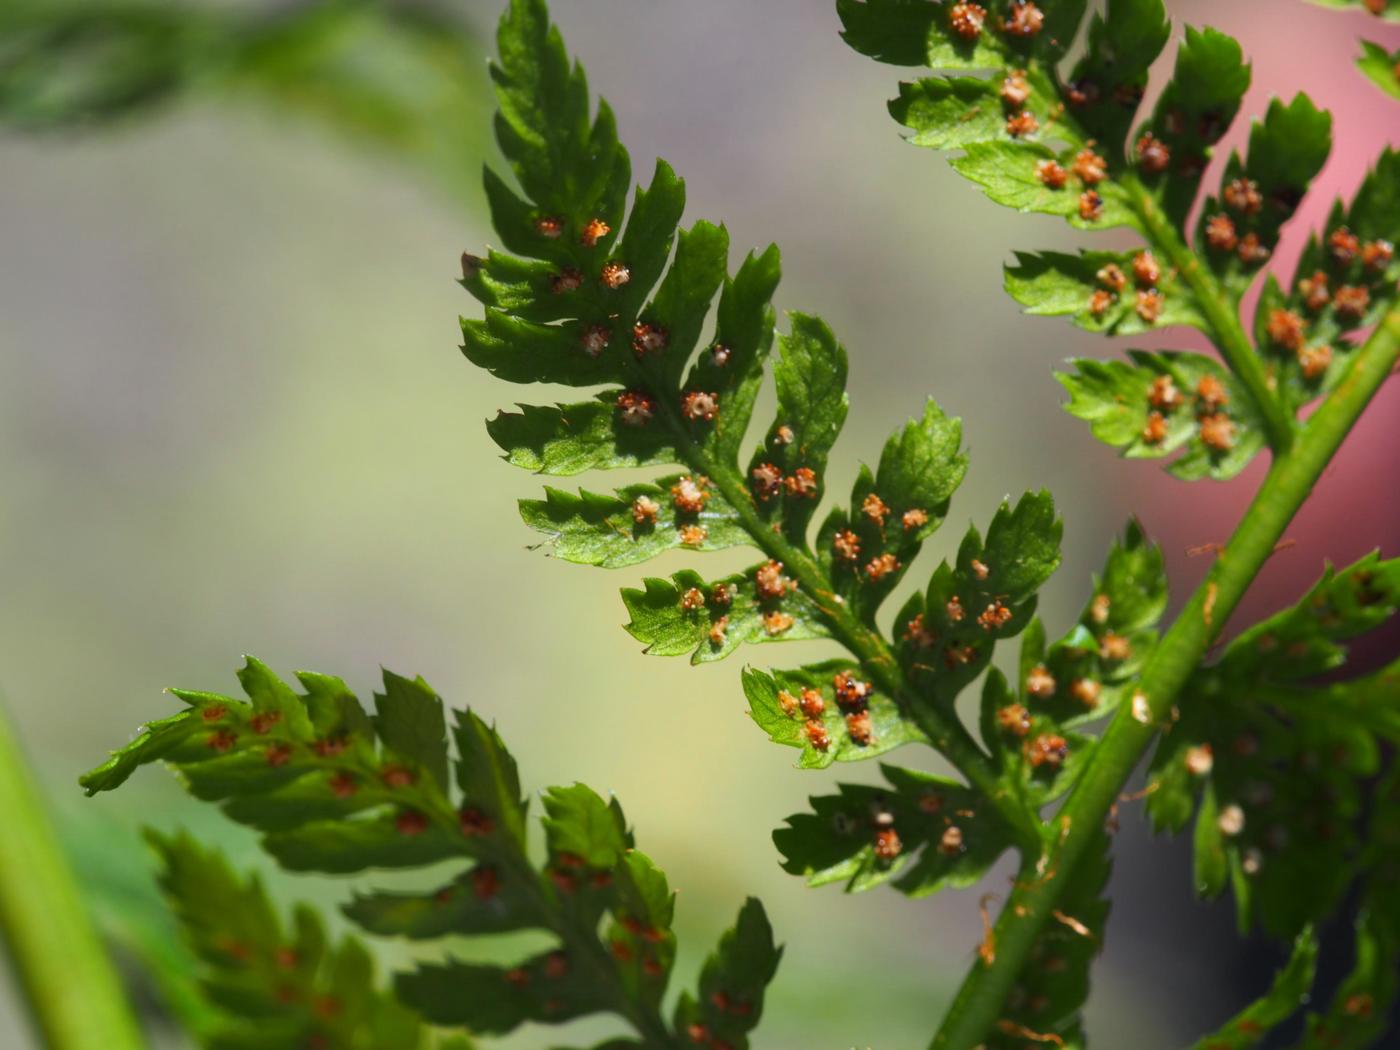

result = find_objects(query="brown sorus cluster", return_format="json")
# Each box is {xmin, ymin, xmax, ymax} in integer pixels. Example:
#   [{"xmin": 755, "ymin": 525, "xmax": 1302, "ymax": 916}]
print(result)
[
  {"xmin": 1334, "ymin": 284, "xmax": 1370, "ymax": 321},
  {"xmin": 1096, "ymin": 264, "xmax": 1126, "ymax": 293},
  {"xmin": 818, "ymin": 669, "xmax": 873, "ymax": 749},
  {"xmin": 1362, "ymin": 239, "xmax": 1393, "ymax": 271},
  {"xmin": 1000, "ymin": 73, "xmax": 1030, "ymax": 108},
  {"xmin": 1205, "ymin": 214, "xmax": 1238, "ymax": 253},
  {"xmin": 944, "ymin": 642, "xmax": 976, "ymax": 669},
  {"xmin": 1073, "ymin": 148, "xmax": 1106, "ymax": 185},
  {"xmin": 1026, "ymin": 733, "xmax": 1069, "ymax": 769},
  {"xmin": 1196, "ymin": 375, "xmax": 1229, "ymax": 412},
  {"xmin": 1099, "ymin": 631, "xmax": 1132, "ymax": 662},
  {"xmin": 1036, "ymin": 159, "xmax": 1068, "ymax": 189},
  {"xmin": 579, "ymin": 217, "xmax": 611, "ymax": 247},
  {"xmin": 550, "ymin": 268, "xmax": 583, "ymax": 294},
  {"xmin": 862, "ymin": 492, "xmax": 890, "ymax": 525},
  {"xmin": 833, "ymin": 528, "xmax": 861, "ymax": 562},
  {"xmin": 396, "ymin": 810, "xmax": 428, "ymax": 836},
  {"xmin": 600, "ymin": 260, "xmax": 631, "ymax": 288},
  {"xmin": 1135, "ymin": 289, "xmax": 1163, "ymax": 324},
  {"xmin": 903, "ymin": 613, "xmax": 937, "ymax": 648},
  {"xmin": 670, "ymin": 475, "xmax": 710, "ymax": 514},
  {"xmin": 707, "ymin": 615, "xmax": 729, "ymax": 646},
  {"xmin": 833, "ymin": 670, "xmax": 873, "ymax": 708},
  {"xmin": 1299, "ymin": 270, "xmax": 1330, "ymax": 312},
  {"xmin": 1184, "ymin": 743, "xmax": 1214, "ymax": 776},
  {"xmin": 1194, "ymin": 375, "xmax": 1236, "ymax": 453},
  {"xmin": 1223, "ymin": 177, "xmax": 1262, "ymax": 216},
  {"xmin": 1330, "ymin": 226, "xmax": 1360, "ymax": 265},
  {"xmin": 948, "ymin": 2, "xmax": 987, "ymax": 39},
  {"xmin": 846, "ymin": 709, "xmax": 875, "ymax": 746},
  {"xmin": 632, "ymin": 322, "xmax": 669, "ymax": 356},
  {"xmin": 1143, "ymin": 374, "xmax": 1183, "ymax": 445},
  {"xmin": 1267, "ymin": 308, "xmax": 1305, "ymax": 352},
  {"xmin": 580, "ymin": 323, "xmax": 612, "ymax": 358},
  {"xmin": 1026, "ymin": 664, "xmax": 1056, "ymax": 699},
  {"xmin": 681, "ymin": 390, "xmax": 719, "ymax": 422},
  {"xmin": 1299, "ymin": 344, "xmax": 1332, "ymax": 381},
  {"xmin": 1006, "ymin": 111, "xmax": 1039, "ymax": 138},
  {"xmin": 865, "ymin": 552, "xmax": 900, "ymax": 582},
  {"xmin": 1198, "ymin": 414, "xmax": 1232, "ymax": 453},
  {"xmin": 1070, "ymin": 678, "xmax": 1102, "ymax": 709},
  {"xmin": 1237, "ymin": 233, "xmax": 1269, "ymax": 266},
  {"xmin": 460, "ymin": 807, "xmax": 494, "ymax": 837},
  {"xmin": 978, "ymin": 601, "xmax": 1012, "ymax": 631},
  {"xmin": 785, "ymin": 466, "xmax": 819, "ymax": 498},
  {"xmin": 1002, "ymin": 2, "xmax": 1044, "ymax": 37},
  {"xmin": 764, "ymin": 610, "xmax": 795, "ymax": 636},
  {"xmin": 1132, "ymin": 251, "xmax": 1161, "ymax": 288},
  {"xmin": 1149, "ymin": 375, "xmax": 1182, "ymax": 411},
  {"xmin": 873, "ymin": 825, "xmax": 902, "ymax": 860},
  {"xmin": 997, "ymin": 702, "xmax": 1032, "ymax": 737},
  {"xmin": 1141, "ymin": 411, "xmax": 1168, "ymax": 446},
  {"xmin": 751, "ymin": 462, "xmax": 784, "ymax": 500},
  {"xmin": 1135, "ymin": 133, "xmax": 1170, "ymax": 176},
  {"xmin": 755, "ymin": 560, "xmax": 792, "ymax": 599}
]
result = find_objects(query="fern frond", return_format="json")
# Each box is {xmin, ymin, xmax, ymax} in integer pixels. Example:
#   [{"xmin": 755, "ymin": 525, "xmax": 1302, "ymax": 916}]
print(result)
[
  {"xmin": 456, "ymin": 0, "xmax": 1178, "ymax": 887},
  {"xmin": 1146, "ymin": 554, "xmax": 1400, "ymax": 938},
  {"xmin": 0, "ymin": 1, "xmax": 489, "ymax": 207},
  {"xmin": 83, "ymin": 659, "xmax": 781, "ymax": 1047},
  {"xmin": 1291, "ymin": 761, "xmax": 1400, "ymax": 1049},
  {"xmin": 844, "ymin": 0, "xmax": 1400, "ymax": 479},
  {"xmin": 1308, "ymin": 0, "xmax": 1400, "ymax": 21},
  {"xmin": 147, "ymin": 831, "xmax": 445, "ymax": 1050},
  {"xmin": 1186, "ymin": 929, "xmax": 1317, "ymax": 1050},
  {"xmin": 1357, "ymin": 39, "xmax": 1400, "ymax": 99}
]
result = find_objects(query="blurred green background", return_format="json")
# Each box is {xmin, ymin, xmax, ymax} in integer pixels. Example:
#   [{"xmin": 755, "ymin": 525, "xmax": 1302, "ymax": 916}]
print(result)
[{"xmin": 2, "ymin": 1, "xmax": 1397, "ymax": 1046}]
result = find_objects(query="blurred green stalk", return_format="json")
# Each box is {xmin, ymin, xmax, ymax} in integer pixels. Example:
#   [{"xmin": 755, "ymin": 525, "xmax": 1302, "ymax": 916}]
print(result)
[{"xmin": 0, "ymin": 700, "xmax": 146, "ymax": 1050}]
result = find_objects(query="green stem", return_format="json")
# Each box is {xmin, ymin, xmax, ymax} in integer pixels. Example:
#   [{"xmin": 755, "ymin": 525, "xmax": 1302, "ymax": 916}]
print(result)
[
  {"xmin": 1123, "ymin": 175, "xmax": 1297, "ymax": 453},
  {"xmin": 0, "ymin": 700, "xmax": 147, "ymax": 1050},
  {"xmin": 930, "ymin": 306, "xmax": 1400, "ymax": 1050}
]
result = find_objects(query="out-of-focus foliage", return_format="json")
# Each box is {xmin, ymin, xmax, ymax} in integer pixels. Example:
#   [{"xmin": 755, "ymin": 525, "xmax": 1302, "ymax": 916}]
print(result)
[
  {"xmin": 1186, "ymin": 930, "xmax": 1317, "ymax": 1050},
  {"xmin": 1309, "ymin": 0, "xmax": 1400, "ymax": 22},
  {"xmin": 84, "ymin": 658, "xmax": 782, "ymax": 1047},
  {"xmin": 0, "ymin": 0, "xmax": 490, "ymax": 208},
  {"xmin": 1357, "ymin": 39, "xmax": 1400, "ymax": 99},
  {"xmin": 149, "ymin": 831, "xmax": 444, "ymax": 1050},
  {"xmin": 1147, "ymin": 554, "xmax": 1400, "ymax": 939}
]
